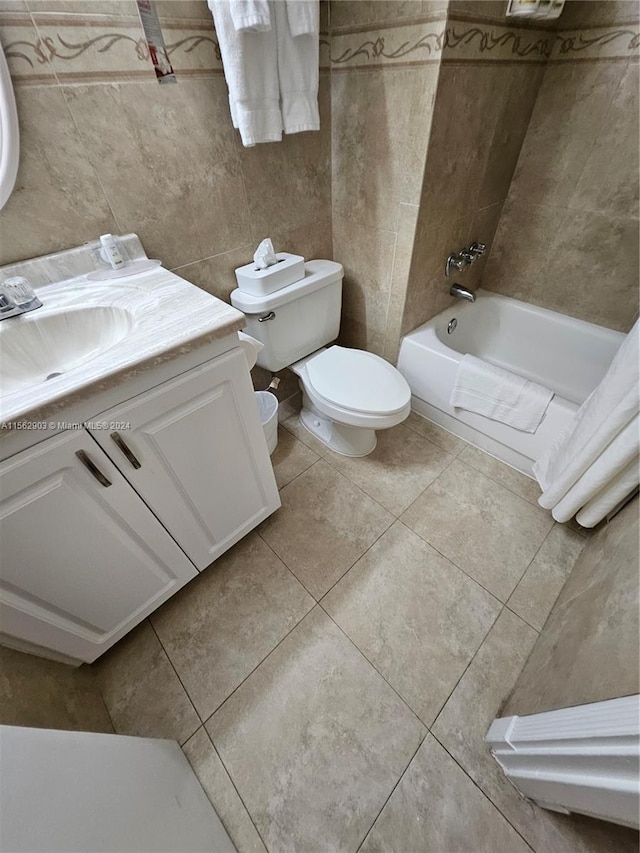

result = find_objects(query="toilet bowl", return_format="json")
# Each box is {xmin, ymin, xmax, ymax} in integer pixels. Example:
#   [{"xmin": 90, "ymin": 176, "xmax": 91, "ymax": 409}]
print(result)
[
  {"xmin": 291, "ymin": 346, "xmax": 411, "ymax": 456},
  {"xmin": 230, "ymin": 259, "xmax": 411, "ymax": 456}
]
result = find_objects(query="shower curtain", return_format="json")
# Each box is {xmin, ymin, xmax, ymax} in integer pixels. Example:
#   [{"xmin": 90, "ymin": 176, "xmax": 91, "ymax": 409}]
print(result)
[{"xmin": 533, "ymin": 320, "xmax": 639, "ymax": 528}]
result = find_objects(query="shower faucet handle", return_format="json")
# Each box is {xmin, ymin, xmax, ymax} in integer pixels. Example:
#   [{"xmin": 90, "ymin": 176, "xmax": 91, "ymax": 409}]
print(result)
[{"xmin": 469, "ymin": 242, "xmax": 486, "ymax": 257}]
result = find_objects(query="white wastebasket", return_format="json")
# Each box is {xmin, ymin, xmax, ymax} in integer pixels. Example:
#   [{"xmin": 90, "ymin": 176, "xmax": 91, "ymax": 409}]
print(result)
[{"xmin": 255, "ymin": 391, "xmax": 278, "ymax": 455}]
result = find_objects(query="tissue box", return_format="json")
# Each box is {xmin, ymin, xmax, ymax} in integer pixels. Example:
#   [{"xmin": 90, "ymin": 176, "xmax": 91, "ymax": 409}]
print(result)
[{"xmin": 235, "ymin": 252, "xmax": 305, "ymax": 297}]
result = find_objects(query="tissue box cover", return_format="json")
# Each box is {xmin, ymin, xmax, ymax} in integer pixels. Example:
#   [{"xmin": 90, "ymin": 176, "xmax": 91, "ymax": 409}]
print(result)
[{"xmin": 235, "ymin": 252, "xmax": 305, "ymax": 297}]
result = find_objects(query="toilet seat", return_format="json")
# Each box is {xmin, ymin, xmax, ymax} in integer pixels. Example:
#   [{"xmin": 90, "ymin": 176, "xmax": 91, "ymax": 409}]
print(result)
[{"xmin": 304, "ymin": 346, "xmax": 411, "ymax": 416}]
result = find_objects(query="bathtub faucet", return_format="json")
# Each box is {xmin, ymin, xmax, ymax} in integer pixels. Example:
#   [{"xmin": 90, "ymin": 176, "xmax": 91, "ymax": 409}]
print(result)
[{"xmin": 449, "ymin": 283, "xmax": 476, "ymax": 303}]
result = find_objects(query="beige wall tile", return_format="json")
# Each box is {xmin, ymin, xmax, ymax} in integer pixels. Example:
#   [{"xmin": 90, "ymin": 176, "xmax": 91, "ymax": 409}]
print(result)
[
  {"xmin": 0, "ymin": 646, "xmax": 113, "ymax": 733},
  {"xmin": 207, "ymin": 607, "xmax": 425, "ymax": 853},
  {"xmin": 330, "ymin": 0, "xmax": 447, "ymax": 31},
  {"xmin": 333, "ymin": 216, "xmax": 397, "ymax": 351},
  {"xmin": 570, "ymin": 60, "xmax": 639, "ymax": 220},
  {"xmin": 530, "ymin": 209, "xmax": 639, "ymax": 331},
  {"xmin": 559, "ymin": 0, "xmax": 640, "ymax": 28},
  {"xmin": 240, "ymin": 77, "xmax": 331, "ymax": 240},
  {"xmin": 63, "ymin": 78, "xmax": 252, "ymax": 268},
  {"xmin": 505, "ymin": 498, "xmax": 640, "ymax": 715},
  {"xmin": 383, "ymin": 202, "xmax": 419, "ymax": 362},
  {"xmin": 507, "ymin": 61, "xmax": 626, "ymax": 209},
  {"xmin": 331, "ymin": 66, "xmax": 438, "ymax": 232},
  {"xmin": 0, "ymin": 84, "xmax": 118, "ymax": 265}
]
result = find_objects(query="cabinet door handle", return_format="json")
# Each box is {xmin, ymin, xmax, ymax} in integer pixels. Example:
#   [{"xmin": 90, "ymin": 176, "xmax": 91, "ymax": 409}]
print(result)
[
  {"xmin": 75, "ymin": 450, "xmax": 112, "ymax": 487},
  {"xmin": 110, "ymin": 432, "xmax": 142, "ymax": 469}
]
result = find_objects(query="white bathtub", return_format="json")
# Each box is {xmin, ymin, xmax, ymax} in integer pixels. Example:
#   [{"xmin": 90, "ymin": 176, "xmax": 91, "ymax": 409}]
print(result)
[{"xmin": 397, "ymin": 290, "xmax": 624, "ymax": 475}]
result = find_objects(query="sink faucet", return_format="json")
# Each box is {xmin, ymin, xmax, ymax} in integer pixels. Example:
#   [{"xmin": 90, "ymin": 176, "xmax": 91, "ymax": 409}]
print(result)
[
  {"xmin": 0, "ymin": 276, "xmax": 42, "ymax": 320},
  {"xmin": 450, "ymin": 283, "xmax": 476, "ymax": 303}
]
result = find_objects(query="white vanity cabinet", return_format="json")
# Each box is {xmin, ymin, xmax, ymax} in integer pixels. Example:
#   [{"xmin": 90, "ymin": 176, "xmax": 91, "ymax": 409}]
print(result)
[
  {"xmin": 0, "ymin": 345, "xmax": 280, "ymax": 663},
  {"xmin": 88, "ymin": 348, "xmax": 279, "ymax": 570},
  {"xmin": 0, "ymin": 429, "xmax": 198, "ymax": 663}
]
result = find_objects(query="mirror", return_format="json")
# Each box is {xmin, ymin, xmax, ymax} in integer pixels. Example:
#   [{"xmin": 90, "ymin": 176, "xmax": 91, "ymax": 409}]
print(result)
[{"xmin": 0, "ymin": 46, "xmax": 19, "ymax": 210}]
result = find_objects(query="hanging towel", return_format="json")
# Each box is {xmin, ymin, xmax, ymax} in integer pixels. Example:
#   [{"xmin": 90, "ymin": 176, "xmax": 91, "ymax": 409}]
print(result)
[
  {"xmin": 229, "ymin": 0, "xmax": 271, "ymax": 32},
  {"xmin": 275, "ymin": 0, "xmax": 320, "ymax": 134},
  {"xmin": 208, "ymin": 0, "xmax": 282, "ymax": 146},
  {"xmin": 450, "ymin": 354, "xmax": 554, "ymax": 433},
  {"xmin": 533, "ymin": 320, "xmax": 639, "ymax": 527},
  {"xmin": 285, "ymin": 0, "xmax": 318, "ymax": 35}
]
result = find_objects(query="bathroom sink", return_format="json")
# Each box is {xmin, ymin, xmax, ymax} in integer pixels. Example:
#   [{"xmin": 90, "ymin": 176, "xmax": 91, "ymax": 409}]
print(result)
[
  {"xmin": 0, "ymin": 258, "xmax": 245, "ymax": 428},
  {"xmin": 0, "ymin": 305, "xmax": 134, "ymax": 396}
]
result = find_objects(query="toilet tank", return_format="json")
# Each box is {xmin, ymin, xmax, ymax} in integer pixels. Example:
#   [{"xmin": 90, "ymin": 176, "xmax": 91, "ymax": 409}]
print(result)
[{"xmin": 230, "ymin": 260, "xmax": 344, "ymax": 372}]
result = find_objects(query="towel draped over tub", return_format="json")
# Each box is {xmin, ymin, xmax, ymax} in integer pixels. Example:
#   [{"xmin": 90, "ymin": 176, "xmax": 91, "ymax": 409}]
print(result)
[{"xmin": 533, "ymin": 319, "xmax": 639, "ymax": 528}]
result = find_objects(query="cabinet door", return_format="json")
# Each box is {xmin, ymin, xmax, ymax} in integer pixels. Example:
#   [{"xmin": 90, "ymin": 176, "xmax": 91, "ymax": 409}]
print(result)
[
  {"xmin": 90, "ymin": 349, "xmax": 280, "ymax": 570},
  {"xmin": 0, "ymin": 430, "xmax": 197, "ymax": 663}
]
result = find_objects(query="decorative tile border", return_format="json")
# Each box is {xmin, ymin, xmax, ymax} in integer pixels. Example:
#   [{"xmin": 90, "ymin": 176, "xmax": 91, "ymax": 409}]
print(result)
[
  {"xmin": 330, "ymin": 18, "xmax": 639, "ymax": 70},
  {"xmin": 549, "ymin": 26, "xmax": 640, "ymax": 61},
  {"xmin": 1, "ymin": 13, "xmax": 330, "ymax": 85},
  {"xmin": 1, "ymin": 13, "xmax": 637, "ymax": 85}
]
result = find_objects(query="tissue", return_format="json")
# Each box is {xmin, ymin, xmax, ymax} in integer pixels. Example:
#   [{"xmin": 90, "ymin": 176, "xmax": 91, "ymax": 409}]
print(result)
[{"xmin": 253, "ymin": 238, "xmax": 278, "ymax": 270}]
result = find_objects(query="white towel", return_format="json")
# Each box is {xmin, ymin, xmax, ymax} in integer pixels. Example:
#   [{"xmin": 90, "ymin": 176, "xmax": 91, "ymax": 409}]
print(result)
[
  {"xmin": 230, "ymin": 0, "xmax": 271, "ymax": 32},
  {"xmin": 275, "ymin": 0, "xmax": 320, "ymax": 135},
  {"xmin": 286, "ymin": 0, "xmax": 318, "ymax": 35},
  {"xmin": 450, "ymin": 354, "xmax": 554, "ymax": 433},
  {"xmin": 209, "ymin": 0, "xmax": 282, "ymax": 146}
]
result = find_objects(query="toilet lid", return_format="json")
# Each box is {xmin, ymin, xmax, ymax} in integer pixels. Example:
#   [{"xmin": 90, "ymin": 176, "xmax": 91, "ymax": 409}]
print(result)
[{"xmin": 306, "ymin": 346, "xmax": 411, "ymax": 415}]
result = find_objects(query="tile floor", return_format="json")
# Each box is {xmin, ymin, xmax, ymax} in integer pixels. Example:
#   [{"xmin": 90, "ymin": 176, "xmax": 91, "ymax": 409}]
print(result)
[{"xmin": 93, "ymin": 413, "xmax": 636, "ymax": 853}]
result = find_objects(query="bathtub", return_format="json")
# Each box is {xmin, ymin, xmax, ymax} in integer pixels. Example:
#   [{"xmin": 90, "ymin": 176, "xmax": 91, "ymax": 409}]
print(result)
[{"xmin": 397, "ymin": 290, "xmax": 625, "ymax": 475}]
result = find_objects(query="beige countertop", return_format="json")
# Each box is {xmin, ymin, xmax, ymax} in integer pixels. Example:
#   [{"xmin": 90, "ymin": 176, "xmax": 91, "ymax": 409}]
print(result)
[{"xmin": 0, "ymin": 264, "xmax": 245, "ymax": 429}]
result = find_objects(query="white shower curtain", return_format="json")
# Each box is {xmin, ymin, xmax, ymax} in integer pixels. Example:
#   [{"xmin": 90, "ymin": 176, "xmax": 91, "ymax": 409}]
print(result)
[{"xmin": 533, "ymin": 320, "xmax": 639, "ymax": 527}]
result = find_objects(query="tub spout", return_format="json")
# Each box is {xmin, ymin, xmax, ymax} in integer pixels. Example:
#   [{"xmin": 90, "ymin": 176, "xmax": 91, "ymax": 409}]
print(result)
[{"xmin": 450, "ymin": 283, "xmax": 476, "ymax": 302}]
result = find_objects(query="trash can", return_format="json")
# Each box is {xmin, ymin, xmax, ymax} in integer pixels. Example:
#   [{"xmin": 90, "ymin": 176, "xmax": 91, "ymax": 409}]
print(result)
[{"xmin": 255, "ymin": 390, "xmax": 278, "ymax": 455}]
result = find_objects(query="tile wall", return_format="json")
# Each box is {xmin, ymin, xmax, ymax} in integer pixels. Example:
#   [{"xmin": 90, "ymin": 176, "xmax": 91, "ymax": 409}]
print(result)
[{"xmin": 0, "ymin": 0, "xmax": 332, "ymax": 292}]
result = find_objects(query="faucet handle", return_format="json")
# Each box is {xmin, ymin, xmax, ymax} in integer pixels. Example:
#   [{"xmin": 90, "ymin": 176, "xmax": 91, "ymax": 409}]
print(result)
[
  {"xmin": 3, "ymin": 276, "xmax": 38, "ymax": 307},
  {"xmin": 468, "ymin": 242, "xmax": 486, "ymax": 257}
]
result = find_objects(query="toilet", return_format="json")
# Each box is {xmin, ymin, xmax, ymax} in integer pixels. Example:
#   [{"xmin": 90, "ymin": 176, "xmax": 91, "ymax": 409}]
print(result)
[{"xmin": 230, "ymin": 259, "xmax": 411, "ymax": 456}]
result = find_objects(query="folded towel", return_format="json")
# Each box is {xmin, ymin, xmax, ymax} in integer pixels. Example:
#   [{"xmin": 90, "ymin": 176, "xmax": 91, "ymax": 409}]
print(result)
[
  {"xmin": 286, "ymin": 0, "xmax": 318, "ymax": 35},
  {"xmin": 450, "ymin": 354, "xmax": 554, "ymax": 433},
  {"xmin": 230, "ymin": 0, "xmax": 271, "ymax": 32},
  {"xmin": 275, "ymin": 0, "xmax": 320, "ymax": 135},
  {"xmin": 209, "ymin": 0, "xmax": 282, "ymax": 146}
]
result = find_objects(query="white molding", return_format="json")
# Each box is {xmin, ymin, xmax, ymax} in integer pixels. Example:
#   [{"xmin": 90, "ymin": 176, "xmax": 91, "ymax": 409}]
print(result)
[{"xmin": 486, "ymin": 695, "xmax": 640, "ymax": 830}]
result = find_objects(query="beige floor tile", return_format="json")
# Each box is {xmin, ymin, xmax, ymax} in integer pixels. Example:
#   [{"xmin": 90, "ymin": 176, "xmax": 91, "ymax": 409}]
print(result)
[
  {"xmin": 93, "ymin": 620, "xmax": 199, "ymax": 744},
  {"xmin": 151, "ymin": 533, "xmax": 314, "ymax": 720},
  {"xmin": 207, "ymin": 608, "xmax": 425, "ymax": 853},
  {"xmin": 323, "ymin": 423, "xmax": 453, "ymax": 516},
  {"xmin": 507, "ymin": 524, "xmax": 586, "ymax": 630},
  {"xmin": 259, "ymin": 460, "xmax": 394, "ymax": 599},
  {"xmin": 432, "ymin": 610, "xmax": 638, "ymax": 853},
  {"xmin": 404, "ymin": 411, "xmax": 468, "ymax": 456},
  {"xmin": 401, "ymin": 460, "xmax": 554, "ymax": 601},
  {"xmin": 183, "ymin": 728, "xmax": 267, "ymax": 853},
  {"xmin": 0, "ymin": 646, "xmax": 113, "ymax": 733},
  {"xmin": 323, "ymin": 522, "xmax": 501, "ymax": 725},
  {"xmin": 359, "ymin": 733, "xmax": 531, "ymax": 853},
  {"xmin": 270, "ymin": 425, "xmax": 319, "ymax": 490},
  {"xmin": 458, "ymin": 444, "xmax": 543, "ymax": 506}
]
